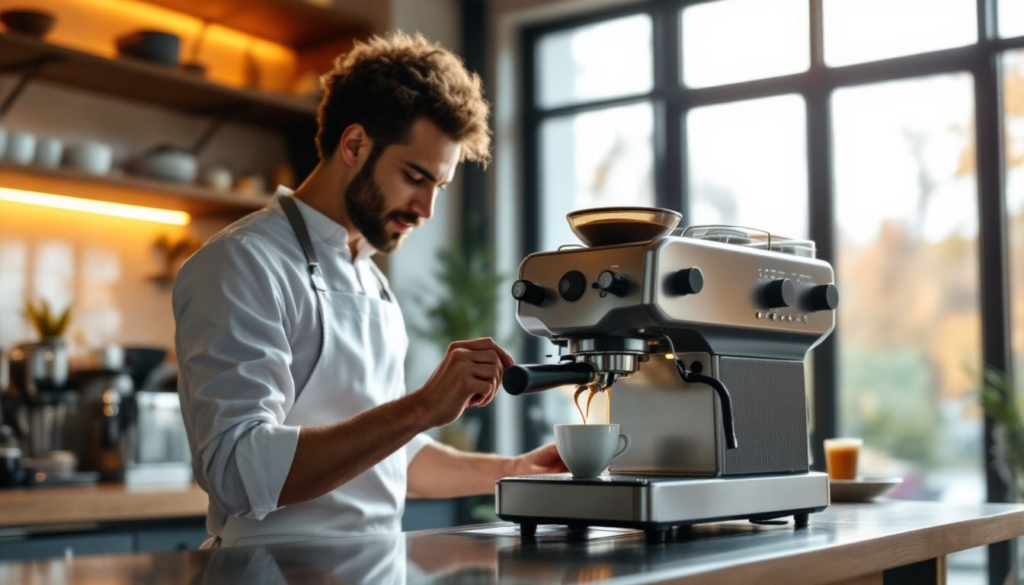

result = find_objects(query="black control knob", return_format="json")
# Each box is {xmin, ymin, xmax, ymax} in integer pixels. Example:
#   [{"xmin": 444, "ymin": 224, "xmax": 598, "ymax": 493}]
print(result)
[
  {"xmin": 558, "ymin": 270, "xmax": 588, "ymax": 302},
  {"xmin": 672, "ymin": 267, "xmax": 704, "ymax": 295},
  {"xmin": 811, "ymin": 283, "xmax": 839, "ymax": 311},
  {"xmin": 765, "ymin": 279, "xmax": 796, "ymax": 308},
  {"xmin": 597, "ymin": 270, "xmax": 629, "ymax": 297},
  {"xmin": 511, "ymin": 280, "xmax": 547, "ymax": 305}
]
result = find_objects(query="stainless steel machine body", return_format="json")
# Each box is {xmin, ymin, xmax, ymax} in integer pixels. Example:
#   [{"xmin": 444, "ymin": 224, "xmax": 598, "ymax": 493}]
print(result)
[{"xmin": 497, "ymin": 225, "xmax": 838, "ymax": 539}]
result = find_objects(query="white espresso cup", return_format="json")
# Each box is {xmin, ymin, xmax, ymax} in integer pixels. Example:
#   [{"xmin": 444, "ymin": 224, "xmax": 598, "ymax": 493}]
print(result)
[{"xmin": 554, "ymin": 423, "xmax": 631, "ymax": 479}]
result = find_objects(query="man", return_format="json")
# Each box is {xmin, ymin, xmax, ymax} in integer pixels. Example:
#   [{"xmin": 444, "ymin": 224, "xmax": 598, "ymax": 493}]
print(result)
[{"xmin": 173, "ymin": 32, "xmax": 565, "ymax": 548}]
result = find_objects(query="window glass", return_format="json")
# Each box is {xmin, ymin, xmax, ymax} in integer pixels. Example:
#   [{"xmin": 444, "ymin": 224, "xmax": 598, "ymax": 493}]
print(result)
[
  {"xmin": 832, "ymin": 73, "xmax": 982, "ymax": 503},
  {"xmin": 823, "ymin": 0, "xmax": 977, "ymax": 67},
  {"xmin": 681, "ymin": 0, "xmax": 809, "ymax": 88},
  {"xmin": 1000, "ymin": 0, "xmax": 1024, "ymax": 38},
  {"xmin": 687, "ymin": 94, "xmax": 808, "ymax": 238},
  {"xmin": 536, "ymin": 14, "xmax": 653, "ymax": 109}
]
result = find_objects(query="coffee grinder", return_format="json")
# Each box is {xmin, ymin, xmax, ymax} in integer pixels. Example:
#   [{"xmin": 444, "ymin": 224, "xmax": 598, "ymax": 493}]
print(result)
[{"xmin": 496, "ymin": 207, "xmax": 838, "ymax": 541}]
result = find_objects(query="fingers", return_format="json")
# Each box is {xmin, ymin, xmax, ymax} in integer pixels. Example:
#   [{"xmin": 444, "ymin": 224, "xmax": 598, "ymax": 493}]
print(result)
[
  {"xmin": 450, "ymin": 338, "xmax": 516, "ymax": 370},
  {"xmin": 468, "ymin": 363, "xmax": 501, "ymax": 381},
  {"xmin": 479, "ymin": 375, "xmax": 500, "ymax": 407}
]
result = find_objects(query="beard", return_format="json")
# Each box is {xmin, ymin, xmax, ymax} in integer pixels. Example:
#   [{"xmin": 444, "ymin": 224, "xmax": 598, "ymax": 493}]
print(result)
[{"xmin": 345, "ymin": 150, "xmax": 421, "ymax": 254}]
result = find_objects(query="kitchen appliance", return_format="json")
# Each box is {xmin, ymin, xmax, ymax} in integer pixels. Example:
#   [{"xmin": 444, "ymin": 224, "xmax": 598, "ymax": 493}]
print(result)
[
  {"xmin": 72, "ymin": 346, "xmax": 191, "ymax": 485},
  {"xmin": 497, "ymin": 208, "xmax": 838, "ymax": 541},
  {"xmin": 6, "ymin": 341, "xmax": 72, "ymax": 459}
]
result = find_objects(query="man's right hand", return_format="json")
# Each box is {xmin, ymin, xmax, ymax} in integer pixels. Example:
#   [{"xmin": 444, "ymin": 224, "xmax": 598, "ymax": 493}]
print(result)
[{"xmin": 413, "ymin": 338, "xmax": 514, "ymax": 428}]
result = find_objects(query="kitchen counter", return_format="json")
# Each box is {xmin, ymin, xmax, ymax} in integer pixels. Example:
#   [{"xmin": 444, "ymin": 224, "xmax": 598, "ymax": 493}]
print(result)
[
  {"xmin": 0, "ymin": 500, "xmax": 1021, "ymax": 584},
  {"xmin": 0, "ymin": 483, "xmax": 207, "ymax": 529}
]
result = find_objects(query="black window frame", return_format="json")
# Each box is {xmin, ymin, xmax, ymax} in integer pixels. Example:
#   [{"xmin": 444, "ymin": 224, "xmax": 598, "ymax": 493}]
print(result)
[{"xmin": 519, "ymin": 1, "xmax": 1024, "ymax": 582}]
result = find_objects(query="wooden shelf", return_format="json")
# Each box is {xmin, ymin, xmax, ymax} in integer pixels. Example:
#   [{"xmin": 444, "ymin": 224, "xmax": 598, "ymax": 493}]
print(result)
[
  {"xmin": 140, "ymin": 0, "xmax": 371, "ymax": 49},
  {"xmin": 0, "ymin": 483, "xmax": 207, "ymax": 528},
  {"xmin": 0, "ymin": 161, "xmax": 270, "ymax": 218},
  {"xmin": 0, "ymin": 33, "xmax": 318, "ymax": 132}
]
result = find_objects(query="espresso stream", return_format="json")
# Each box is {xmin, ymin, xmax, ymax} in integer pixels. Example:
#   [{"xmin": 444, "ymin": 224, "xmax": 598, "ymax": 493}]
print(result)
[{"xmin": 573, "ymin": 383, "xmax": 609, "ymax": 424}]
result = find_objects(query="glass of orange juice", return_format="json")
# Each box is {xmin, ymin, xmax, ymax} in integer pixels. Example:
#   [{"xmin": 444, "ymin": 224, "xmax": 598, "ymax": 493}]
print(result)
[{"xmin": 824, "ymin": 438, "xmax": 862, "ymax": 480}]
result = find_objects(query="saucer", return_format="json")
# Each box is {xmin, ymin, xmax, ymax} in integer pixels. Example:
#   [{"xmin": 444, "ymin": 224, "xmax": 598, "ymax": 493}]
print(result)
[{"xmin": 830, "ymin": 477, "xmax": 903, "ymax": 502}]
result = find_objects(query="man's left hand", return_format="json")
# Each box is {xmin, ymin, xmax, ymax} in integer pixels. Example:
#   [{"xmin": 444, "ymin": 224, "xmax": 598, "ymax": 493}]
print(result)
[{"xmin": 509, "ymin": 443, "xmax": 568, "ymax": 476}]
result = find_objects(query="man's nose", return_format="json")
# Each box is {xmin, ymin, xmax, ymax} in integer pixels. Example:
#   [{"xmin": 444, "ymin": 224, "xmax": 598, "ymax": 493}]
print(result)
[{"xmin": 411, "ymin": 188, "xmax": 437, "ymax": 220}]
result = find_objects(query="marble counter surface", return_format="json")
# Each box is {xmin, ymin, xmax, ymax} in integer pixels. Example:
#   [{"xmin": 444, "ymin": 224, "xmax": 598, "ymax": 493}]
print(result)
[{"xmin": 1, "ymin": 500, "xmax": 1023, "ymax": 584}]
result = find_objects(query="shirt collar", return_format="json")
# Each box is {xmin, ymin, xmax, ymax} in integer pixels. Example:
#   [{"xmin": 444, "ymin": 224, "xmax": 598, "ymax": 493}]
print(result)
[{"xmin": 273, "ymin": 186, "xmax": 377, "ymax": 261}]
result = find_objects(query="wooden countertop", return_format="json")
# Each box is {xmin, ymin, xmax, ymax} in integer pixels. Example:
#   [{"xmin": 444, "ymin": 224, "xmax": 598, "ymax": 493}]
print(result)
[
  {"xmin": 0, "ymin": 483, "xmax": 207, "ymax": 528},
  {"xmin": 0, "ymin": 501, "xmax": 1022, "ymax": 583}
]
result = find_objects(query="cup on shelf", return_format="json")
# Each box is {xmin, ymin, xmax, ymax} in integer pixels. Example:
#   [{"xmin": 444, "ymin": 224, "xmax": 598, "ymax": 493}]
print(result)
[
  {"xmin": 115, "ymin": 30, "xmax": 181, "ymax": 67},
  {"xmin": 34, "ymin": 137, "xmax": 63, "ymax": 169},
  {"xmin": 5, "ymin": 131, "xmax": 36, "ymax": 165},
  {"xmin": 63, "ymin": 140, "xmax": 113, "ymax": 176},
  {"xmin": 200, "ymin": 166, "xmax": 233, "ymax": 192},
  {"xmin": 135, "ymin": 145, "xmax": 197, "ymax": 183}
]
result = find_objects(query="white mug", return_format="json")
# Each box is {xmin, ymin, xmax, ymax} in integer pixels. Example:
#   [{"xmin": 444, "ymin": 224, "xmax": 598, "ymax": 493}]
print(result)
[
  {"xmin": 34, "ymin": 137, "xmax": 63, "ymax": 169},
  {"xmin": 63, "ymin": 141, "xmax": 113, "ymax": 176},
  {"xmin": 6, "ymin": 131, "xmax": 35, "ymax": 165},
  {"xmin": 554, "ymin": 423, "xmax": 631, "ymax": 479}
]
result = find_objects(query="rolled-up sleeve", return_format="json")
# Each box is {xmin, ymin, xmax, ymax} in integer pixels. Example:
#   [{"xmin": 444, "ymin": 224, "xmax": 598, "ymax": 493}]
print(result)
[
  {"xmin": 405, "ymin": 433, "xmax": 436, "ymax": 464},
  {"xmin": 174, "ymin": 236, "xmax": 300, "ymax": 520}
]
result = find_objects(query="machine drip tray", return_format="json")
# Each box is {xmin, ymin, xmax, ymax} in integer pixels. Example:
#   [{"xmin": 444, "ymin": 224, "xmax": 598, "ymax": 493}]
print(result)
[
  {"xmin": 496, "ymin": 472, "xmax": 830, "ymax": 541},
  {"xmin": 447, "ymin": 524, "xmax": 639, "ymax": 542}
]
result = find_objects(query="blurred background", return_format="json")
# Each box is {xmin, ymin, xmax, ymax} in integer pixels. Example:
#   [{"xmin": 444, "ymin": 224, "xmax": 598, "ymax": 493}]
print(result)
[{"xmin": 0, "ymin": 0, "xmax": 1022, "ymax": 582}]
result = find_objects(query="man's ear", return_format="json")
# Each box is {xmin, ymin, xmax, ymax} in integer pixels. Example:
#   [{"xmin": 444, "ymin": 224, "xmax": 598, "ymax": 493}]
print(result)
[{"xmin": 337, "ymin": 124, "xmax": 374, "ymax": 168}]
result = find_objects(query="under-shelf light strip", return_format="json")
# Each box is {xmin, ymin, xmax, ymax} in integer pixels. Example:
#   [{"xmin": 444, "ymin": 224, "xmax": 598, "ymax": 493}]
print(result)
[{"xmin": 0, "ymin": 187, "xmax": 191, "ymax": 225}]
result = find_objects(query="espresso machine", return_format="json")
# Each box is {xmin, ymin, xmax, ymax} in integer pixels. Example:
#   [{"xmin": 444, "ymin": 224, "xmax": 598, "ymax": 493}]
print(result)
[{"xmin": 497, "ymin": 207, "xmax": 839, "ymax": 540}]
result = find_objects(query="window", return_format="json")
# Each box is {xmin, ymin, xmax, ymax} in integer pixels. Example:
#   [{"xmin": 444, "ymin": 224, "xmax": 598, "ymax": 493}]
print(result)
[
  {"xmin": 535, "ymin": 14, "xmax": 653, "ymax": 109},
  {"xmin": 822, "ymin": 0, "xmax": 978, "ymax": 67},
  {"xmin": 682, "ymin": 0, "xmax": 809, "ymax": 88},
  {"xmin": 687, "ymin": 94, "xmax": 808, "ymax": 238},
  {"xmin": 833, "ymin": 74, "xmax": 982, "ymax": 502},
  {"xmin": 524, "ymin": 2, "xmax": 1023, "ymax": 580},
  {"xmin": 1000, "ymin": 0, "xmax": 1024, "ymax": 38}
]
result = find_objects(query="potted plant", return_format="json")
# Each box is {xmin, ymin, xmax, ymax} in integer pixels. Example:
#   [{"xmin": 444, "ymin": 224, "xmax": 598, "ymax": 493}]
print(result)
[
  {"xmin": 412, "ymin": 243, "xmax": 512, "ymax": 523},
  {"xmin": 413, "ymin": 244, "xmax": 511, "ymax": 452},
  {"xmin": 9, "ymin": 300, "xmax": 72, "ymax": 399},
  {"xmin": 981, "ymin": 367, "xmax": 1024, "ymax": 500}
]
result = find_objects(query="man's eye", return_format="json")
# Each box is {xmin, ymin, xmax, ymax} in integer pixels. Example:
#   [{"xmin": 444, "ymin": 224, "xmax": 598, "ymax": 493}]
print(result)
[{"xmin": 404, "ymin": 172, "xmax": 425, "ymax": 185}]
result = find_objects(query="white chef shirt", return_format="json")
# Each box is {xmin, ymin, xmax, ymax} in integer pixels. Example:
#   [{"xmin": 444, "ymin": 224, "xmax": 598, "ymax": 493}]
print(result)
[{"xmin": 173, "ymin": 187, "xmax": 433, "ymax": 540}]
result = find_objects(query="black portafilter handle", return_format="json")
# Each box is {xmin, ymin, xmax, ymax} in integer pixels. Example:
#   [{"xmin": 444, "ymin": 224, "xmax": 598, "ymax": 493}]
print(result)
[{"xmin": 502, "ymin": 363, "xmax": 597, "ymax": 396}]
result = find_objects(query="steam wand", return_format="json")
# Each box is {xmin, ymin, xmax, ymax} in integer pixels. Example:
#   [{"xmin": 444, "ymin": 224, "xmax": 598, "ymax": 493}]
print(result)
[{"xmin": 660, "ymin": 333, "xmax": 739, "ymax": 450}]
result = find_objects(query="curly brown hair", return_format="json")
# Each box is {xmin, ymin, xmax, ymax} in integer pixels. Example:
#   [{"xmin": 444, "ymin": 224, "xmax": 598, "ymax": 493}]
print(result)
[{"xmin": 316, "ymin": 31, "xmax": 491, "ymax": 167}]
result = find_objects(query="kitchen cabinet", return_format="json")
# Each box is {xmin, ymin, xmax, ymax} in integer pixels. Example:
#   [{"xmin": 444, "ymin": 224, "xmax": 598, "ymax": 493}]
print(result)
[{"xmin": 0, "ymin": 519, "xmax": 207, "ymax": 562}]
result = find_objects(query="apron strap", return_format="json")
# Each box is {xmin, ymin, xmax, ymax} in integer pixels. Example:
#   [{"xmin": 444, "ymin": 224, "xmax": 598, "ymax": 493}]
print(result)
[
  {"xmin": 280, "ymin": 195, "xmax": 392, "ymax": 302},
  {"xmin": 367, "ymin": 262, "xmax": 393, "ymax": 303},
  {"xmin": 279, "ymin": 195, "xmax": 327, "ymax": 292}
]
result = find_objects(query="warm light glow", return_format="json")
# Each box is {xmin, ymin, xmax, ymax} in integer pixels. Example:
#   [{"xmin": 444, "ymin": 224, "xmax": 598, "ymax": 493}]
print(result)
[
  {"xmin": 0, "ymin": 188, "xmax": 191, "ymax": 225},
  {"xmin": 664, "ymin": 353, "xmax": 676, "ymax": 359}
]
